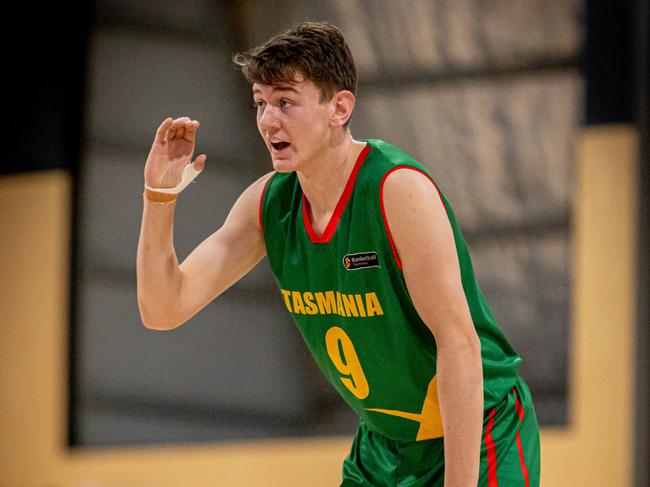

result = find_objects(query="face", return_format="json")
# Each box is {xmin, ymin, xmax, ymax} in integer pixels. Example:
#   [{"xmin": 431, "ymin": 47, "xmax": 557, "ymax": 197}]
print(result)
[{"xmin": 253, "ymin": 76, "xmax": 335, "ymax": 173}]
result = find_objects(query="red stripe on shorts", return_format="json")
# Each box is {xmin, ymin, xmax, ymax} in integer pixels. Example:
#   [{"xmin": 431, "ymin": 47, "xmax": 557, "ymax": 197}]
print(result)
[
  {"xmin": 514, "ymin": 393, "xmax": 531, "ymax": 487},
  {"xmin": 484, "ymin": 407, "xmax": 498, "ymax": 487}
]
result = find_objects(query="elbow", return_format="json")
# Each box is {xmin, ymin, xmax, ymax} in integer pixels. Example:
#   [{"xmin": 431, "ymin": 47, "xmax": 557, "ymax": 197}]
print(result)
[
  {"xmin": 140, "ymin": 314, "xmax": 182, "ymax": 331},
  {"xmin": 451, "ymin": 334, "xmax": 482, "ymax": 363},
  {"xmin": 462, "ymin": 333, "xmax": 482, "ymax": 362},
  {"xmin": 437, "ymin": 328, "xmax": 482, "ymax": 359},
  {"xmin": 137, "ymin": 300, "xmax": 182, "ymax": 331},
  {"xmin": 140, "ymin": 316, "xmax": 176, "ymax": 331},
  {"xmin": 467, "ymin": 332, "xmax": 482, "ymax": 356}
]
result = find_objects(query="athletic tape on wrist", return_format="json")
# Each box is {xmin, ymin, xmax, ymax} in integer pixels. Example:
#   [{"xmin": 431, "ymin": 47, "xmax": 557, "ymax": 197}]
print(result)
[{"xmin": 144, "ymin": 161, "xmax": 202, "ymax": 194}]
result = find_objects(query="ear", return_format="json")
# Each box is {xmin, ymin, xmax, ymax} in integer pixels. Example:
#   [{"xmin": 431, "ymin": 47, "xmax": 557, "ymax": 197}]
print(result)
[{"xmin": 329, "ymin": 90, "xmax": 356, "ymax": 128}]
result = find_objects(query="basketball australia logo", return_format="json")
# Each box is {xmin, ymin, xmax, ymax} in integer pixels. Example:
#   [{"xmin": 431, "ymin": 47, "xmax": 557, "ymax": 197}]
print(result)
[{"xmin": 343, "ymin": 251, "xmax": 380, "ymax": 270}]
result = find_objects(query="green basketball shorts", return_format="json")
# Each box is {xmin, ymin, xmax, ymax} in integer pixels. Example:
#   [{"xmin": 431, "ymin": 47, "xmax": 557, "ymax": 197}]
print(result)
[{"xmin": 340, "ymin": 376, "xmax": 540, "ymax": 487}]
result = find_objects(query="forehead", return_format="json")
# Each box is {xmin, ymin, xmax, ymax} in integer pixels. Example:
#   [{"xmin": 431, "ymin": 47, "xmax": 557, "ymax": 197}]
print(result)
[
  {"xmin": 252, "ymin": 76, "xmax": 318, "ymax": 97},
  {"xmin": 252, "ymin": 83, "xmax": 300, "ymax": 95}
]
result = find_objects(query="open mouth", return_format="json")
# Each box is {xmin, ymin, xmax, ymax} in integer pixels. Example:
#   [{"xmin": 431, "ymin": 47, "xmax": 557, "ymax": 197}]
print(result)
[{"xmin": 271, "ymin": 141, "xmax": 290, "ymax": 151}]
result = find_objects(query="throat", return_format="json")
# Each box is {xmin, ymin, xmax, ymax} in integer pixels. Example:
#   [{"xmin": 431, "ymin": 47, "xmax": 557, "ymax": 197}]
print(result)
[
  {"xmin": 299, "ymin": 141, "xmax": 366, "ymax": 212},
  {"xmin": 299, "ymin": 139, "xmax": 369, "ymax": 241},
  {"xmin": 308, "ymin": 206, "xmax": 334, "ymax": 235}
]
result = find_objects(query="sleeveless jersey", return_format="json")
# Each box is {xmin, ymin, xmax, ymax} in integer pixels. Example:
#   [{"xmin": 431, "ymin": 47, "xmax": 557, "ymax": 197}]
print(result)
[{"xmin": 261, "ymin": 139, "xmax": 521, "ymax": 442}]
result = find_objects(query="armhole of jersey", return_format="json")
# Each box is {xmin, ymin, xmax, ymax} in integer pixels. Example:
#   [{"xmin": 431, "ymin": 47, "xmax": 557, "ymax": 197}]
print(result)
[
  {"xmin": 259, "ymin": 174, "xmax": 273, "ymax": 232},
  {"xmin": 379, "ymin": 165, "xmax": 447, "ymax": 271}
]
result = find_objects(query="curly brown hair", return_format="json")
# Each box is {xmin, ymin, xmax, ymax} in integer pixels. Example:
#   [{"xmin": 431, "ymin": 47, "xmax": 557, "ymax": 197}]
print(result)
[{"xmin": 233, "ymin": 21, "xmax": 357, "ymax": 103}]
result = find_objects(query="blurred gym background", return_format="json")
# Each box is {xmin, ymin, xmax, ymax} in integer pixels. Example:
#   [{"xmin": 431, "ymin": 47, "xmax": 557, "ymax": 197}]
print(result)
[{"xmin": 1, "ymin": 0, "xmax": 647, "ymax": 486}]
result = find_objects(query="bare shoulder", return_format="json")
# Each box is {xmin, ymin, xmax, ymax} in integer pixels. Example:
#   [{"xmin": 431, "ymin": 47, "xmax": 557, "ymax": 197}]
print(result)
[
  {"xmin": 223, "ymin": 170, "xmax": 275, "ymax": 231},
  {"xmin": 243, "ymin": 170, "xmax": 275, "ymax": 200},
  {"xmin": 381, "ymin": 166, "xmax": 453, "ymax": 267},
  {"xmin": 382, "ymin": 166, "xmax": 444, "ymax": 216},
  {"xmin": 252, "ymin": 170, "xmax": 276, "ymax": 189}
]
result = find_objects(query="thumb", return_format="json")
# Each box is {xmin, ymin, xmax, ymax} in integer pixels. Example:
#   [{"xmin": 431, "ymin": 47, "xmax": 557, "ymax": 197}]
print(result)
[{"xmin": 192, "ymin": 154, "xmax": 207, "ymax": 172}]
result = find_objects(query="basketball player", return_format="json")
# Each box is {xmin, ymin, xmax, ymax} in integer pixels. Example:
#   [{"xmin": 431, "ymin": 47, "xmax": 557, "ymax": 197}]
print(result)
[{"xmin": 136, "ymin": 21, "xmax": 540, "ymax": 487}]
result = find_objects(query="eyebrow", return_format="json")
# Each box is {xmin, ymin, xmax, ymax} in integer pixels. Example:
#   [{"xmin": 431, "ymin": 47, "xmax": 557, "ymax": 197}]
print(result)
[{"xmin": 252, "ymin": 85, "xmax": 300, "ymax": 95}]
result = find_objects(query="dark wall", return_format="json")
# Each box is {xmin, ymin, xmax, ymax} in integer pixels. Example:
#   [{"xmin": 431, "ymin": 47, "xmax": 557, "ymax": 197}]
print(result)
[
  {"xmin": 585, "ymin": 0, "xmax": 635, "ymax": 125},
  {"xmin": 6, "ymin": 2, "xmax": 90, "ymax": 175}
]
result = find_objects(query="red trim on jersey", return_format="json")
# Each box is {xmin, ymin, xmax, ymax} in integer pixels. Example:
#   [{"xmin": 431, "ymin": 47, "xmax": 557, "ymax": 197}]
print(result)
[
  {"xmin": 514, "ymin": 391, "xmax": 525, "ymax": 422},
  {"xmin": 514, "ymin": 393, "xmax": 531, "ymax": 487},
  {"xmin": 485, "ymin": 407, "xmax": 499, "ymax": 487},
  {"xmin": 302, "ymin": 144, "xmax": 371, "ymax": 244},
  {"xmin": 379, "ymin": 166, "xmax": 447, "ymax": 271},
  {"xmin": 259, "ymin": 175, "xmax": 273, "ymax": 231}
]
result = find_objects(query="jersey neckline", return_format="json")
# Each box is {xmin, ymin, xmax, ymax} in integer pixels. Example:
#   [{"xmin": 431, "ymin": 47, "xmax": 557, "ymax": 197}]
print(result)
[{"xmin": 301, "ymin": 143, "xmax": 372, "ymax": 244}]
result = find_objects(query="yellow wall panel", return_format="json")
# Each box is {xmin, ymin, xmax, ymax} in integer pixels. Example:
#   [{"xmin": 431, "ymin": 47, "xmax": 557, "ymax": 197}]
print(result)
[{"xmin": 540, "ymin": 125, "xmax": 637, "ymax": 486}]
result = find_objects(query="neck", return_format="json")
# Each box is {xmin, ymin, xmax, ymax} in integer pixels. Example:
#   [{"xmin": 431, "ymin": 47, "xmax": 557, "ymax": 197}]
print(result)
[{"xmin": 297, "ymin": 131, "xmax": 365, "ymax": 220}]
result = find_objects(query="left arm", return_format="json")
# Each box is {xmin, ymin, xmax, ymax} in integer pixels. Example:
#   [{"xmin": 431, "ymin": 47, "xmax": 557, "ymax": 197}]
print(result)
[{"xmin": 382, "ymin": 168, "xmax": 483, "ymax": 487}]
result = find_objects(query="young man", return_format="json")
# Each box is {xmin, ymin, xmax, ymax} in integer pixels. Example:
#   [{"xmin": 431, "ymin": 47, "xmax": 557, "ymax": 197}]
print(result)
[{"xmin": 137, "ymin": 21, "xmax": 540, "ymax": 487}]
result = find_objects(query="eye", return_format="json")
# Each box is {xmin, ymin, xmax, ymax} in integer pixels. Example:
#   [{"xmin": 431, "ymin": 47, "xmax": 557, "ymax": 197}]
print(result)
[
  {"xmin": 280, "ymin": 99, "xmax": 293, "ymax": 108},
  {"xmin": 253, "ymin": 100, "xmax": 265, "ymax": 109}
]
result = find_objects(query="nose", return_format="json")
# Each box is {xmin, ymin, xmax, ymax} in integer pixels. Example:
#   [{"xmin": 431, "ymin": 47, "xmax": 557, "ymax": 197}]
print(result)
[{"xmin": 257, "ymin": 104, "xmax": 281, "ymax": 131}]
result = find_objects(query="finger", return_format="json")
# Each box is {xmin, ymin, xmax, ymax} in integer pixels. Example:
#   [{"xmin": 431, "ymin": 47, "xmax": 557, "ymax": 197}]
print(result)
[
  {"xmin": 155, "ymin": 118, "xmax": 173, "ymax": 143},
  {"xmin": 193, "ymin": 154, "xmax": 207, "ymax": 170},
  {"xmin": 176, "ymin": 124, "xmax": 186, "ymax": 141},
  {"xmin": 171, "ymin": 116, "xmax": 191, "ymax": 129},
  {"xmin": 183, "ymin": 120, "xmax": 200, "ymax": 141},
  {"xmin": 169, "ymin": 116, "xmax": 191, "ymax": 140},
  {"xmin": 192, "ymin": 154, "xmax": 207, "ymax": 172}
]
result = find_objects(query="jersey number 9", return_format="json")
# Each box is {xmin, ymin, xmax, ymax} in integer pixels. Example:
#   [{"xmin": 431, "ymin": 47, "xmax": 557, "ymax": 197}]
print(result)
[{"xmin": 325, "ymin": 326, "xmax": 370, "ymax": 400}]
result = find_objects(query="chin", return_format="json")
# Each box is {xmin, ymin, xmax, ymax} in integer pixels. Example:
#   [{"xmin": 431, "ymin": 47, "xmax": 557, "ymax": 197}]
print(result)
[{"xmin": 271, "ymin": 158, "xmax": 298, "ymax": 173}]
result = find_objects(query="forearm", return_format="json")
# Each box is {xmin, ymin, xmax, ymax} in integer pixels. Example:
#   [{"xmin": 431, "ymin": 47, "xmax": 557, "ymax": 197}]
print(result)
[
  {"xmin": 136, "ymin": 195, "xmax": 183, "ymax": 329},
  {"xmin": 437, "ymin": 336, "xmax": 483, "ymax": 487}
]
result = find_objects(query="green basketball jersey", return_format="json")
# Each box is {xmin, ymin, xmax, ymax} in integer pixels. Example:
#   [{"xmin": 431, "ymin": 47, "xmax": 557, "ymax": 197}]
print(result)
[{"xmin": 261, "ymin": 139, "xmax": 521, "ymax": 442}]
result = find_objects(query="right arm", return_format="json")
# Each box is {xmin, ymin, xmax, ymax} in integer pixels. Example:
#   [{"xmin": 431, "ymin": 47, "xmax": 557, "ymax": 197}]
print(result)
[{"xmin": 136, "ymin": 116, "xmax": 272, "ymax": 330}]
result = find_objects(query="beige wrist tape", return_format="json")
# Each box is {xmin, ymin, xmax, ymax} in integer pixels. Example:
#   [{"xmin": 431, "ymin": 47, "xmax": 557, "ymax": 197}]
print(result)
[{"xmin": 144, "ymin": 162, "xmax": 202, "ymax": 194}]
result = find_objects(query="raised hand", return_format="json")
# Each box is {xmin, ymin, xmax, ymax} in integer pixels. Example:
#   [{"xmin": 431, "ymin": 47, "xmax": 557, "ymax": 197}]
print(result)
[{"xmin": 144, "ymin": 116, "xmax": 207, "ymax": 190}]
